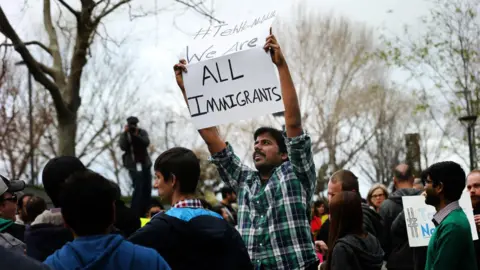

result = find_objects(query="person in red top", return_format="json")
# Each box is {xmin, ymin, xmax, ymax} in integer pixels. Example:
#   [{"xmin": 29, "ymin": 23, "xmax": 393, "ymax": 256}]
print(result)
[
  {"xmin": 311, "ymin": 200, "xmax": 328, "ymax": 262},
  {"xmin": 310, "ymin": 200, "xmax": 327, "ymax": 238}
]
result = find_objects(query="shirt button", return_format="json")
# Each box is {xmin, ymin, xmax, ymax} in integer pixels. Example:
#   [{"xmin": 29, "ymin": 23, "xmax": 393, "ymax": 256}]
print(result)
[
  {"xmin": 261, "ymin": 215, "xmax": 264, "ymax": 218},
  {"xmin": 256, "ymin": 201, "xmax": 259, "ymax": 204},
  {"xmin": 260, "ymin": 243, "xmax": 263, "ymax": 246}
]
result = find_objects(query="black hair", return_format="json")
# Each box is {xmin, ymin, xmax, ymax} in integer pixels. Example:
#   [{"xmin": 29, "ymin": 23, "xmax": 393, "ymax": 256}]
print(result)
[
  {"xmin": 26, "ymin": 196, "xmax": 47, "ymax": 224},
  {"xmin": 394, "ymin": 166, "xmax": 413, "ymax": 181},
  {"xmin": 18, "ymin": 193, "xmax": 33, "ymax": 209},
  {"xmin": 221, "ymin": 186, "xmax": 235, "ymax": 199},
  {"xmin": 427, "ymin": 161, "xmax": 466, "ymax": 202},
  {"xmin": 60, "ymin": 171, "xmax": 116, "ymax": 236},
  {"xmin": 253, "ymin": 127, "xmax": 287, "ymax": 154},
  {"xmin": 154, "ymin": 147, "xmax": 200, "ymax": 194}
]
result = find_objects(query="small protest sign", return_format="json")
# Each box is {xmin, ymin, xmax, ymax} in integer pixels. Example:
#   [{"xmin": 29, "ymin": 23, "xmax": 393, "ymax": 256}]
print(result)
[
  {"xmin": 183, "ymin": 47, "xmax": 283, "ymax": 129},
  {"xmin": 184, "ymin": 11, "xmax": 276, "ymax": 64},
  {"xmin": 402, "ymin": 192, "xmax": 478, "ymax": 247}
]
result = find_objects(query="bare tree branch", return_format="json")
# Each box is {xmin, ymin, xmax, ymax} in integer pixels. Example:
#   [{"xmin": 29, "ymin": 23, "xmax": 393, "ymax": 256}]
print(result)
[
  {"xmin": 94, "ymin": 0, "xmax": 130, "ymax": 23},
  {"xmin": 174, "ymin": 0, "xmax": 222, "ymax": 23},
  {"xmin": 56, "ymin": 0, "xmax": 80, "ymax": 17},
  {"xmin": 0, "ymin": 7, "xmax": 68, "ymax": 117},
  {"xmin": 0, "ymin": 41, "xmax": 53, "ymax": 56}
]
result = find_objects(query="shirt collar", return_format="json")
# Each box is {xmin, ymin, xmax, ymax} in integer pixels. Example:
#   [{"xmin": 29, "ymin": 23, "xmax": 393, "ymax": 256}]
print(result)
[
  {"xmin": 432, "ymin": 201, "xmax": 461, "ymax": 226},
  {"xmin": 172, "ymin": 199, "xmax": 203, "ymax": 209}
]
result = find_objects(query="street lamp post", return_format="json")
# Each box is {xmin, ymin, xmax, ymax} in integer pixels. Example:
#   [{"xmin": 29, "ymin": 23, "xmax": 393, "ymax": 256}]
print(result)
[
  {"xmin": 165, "ymin": 121, "xmax": 175, "ymax": 149},
  {"xmin": 15, "ymin": 61, "xmax": 35, "ymax": 185},
  {"xmin": 459, "ymin": 115, "xmax": 478, "ymax": 171}
]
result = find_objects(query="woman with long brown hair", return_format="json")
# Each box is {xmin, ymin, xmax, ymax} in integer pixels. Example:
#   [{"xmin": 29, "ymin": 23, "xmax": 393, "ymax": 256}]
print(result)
[{"xmin": 324, "ymin": 191, "xmax": 384, "ymax": 270}]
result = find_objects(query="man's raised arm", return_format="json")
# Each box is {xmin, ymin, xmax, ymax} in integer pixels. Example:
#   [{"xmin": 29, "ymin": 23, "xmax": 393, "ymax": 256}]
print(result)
[
  {"xmin": 173, "ymin": 60, "xmax": 226, "ymax": 154},
  {"xmin": 264, "ymin": 30, "xmax": 303, "ymax": 138},
  {"xmin": 264, "ymin": 30, "xmax": 316, "ymax": 194}
]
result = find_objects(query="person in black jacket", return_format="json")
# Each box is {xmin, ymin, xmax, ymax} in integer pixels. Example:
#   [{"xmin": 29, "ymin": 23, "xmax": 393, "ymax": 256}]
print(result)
[
  {"xmin": 317, "ymin": 170, "xmax": 385, "ymax": 251},
  {"xmin": 322, "ymin": 191, "xmax": 384, "ymax": 270},
  {"xmin": 119, "ymin": 116, "xmax": 152, "ymax": 218},
  {"xmin": 467, "ymin": 170, "xmax": 480, "ymax": 270},
  {"xmin": 109, "ymin": 180, "xmax": 141, "ymax": 237},
  {"xmin": 129, "ymin": 147, "xmax": 252, "ymax": 270},
  {"xmin": 379, "ymin": 164, "xmax": 423, "ymax": 269}
]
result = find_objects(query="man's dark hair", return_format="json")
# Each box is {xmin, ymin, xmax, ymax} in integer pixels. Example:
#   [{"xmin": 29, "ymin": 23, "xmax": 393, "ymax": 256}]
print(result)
[
  {"xmin": 154, "ymin": 147, "xmax": 200, "ymax": 194},
  {"xmin": 60, "ymin": 171, "xmax": 116, "ymax": 236},
  {"xmin": 393, "ymin": 165, "xmax": 413, "ymax": 181},
  {"xmin": 331, "ymin": 170, "xmax": 359, "ymax": 192},
  {"xmin": 42, "ymin": 156, "xmax": 87, "ymax": 207},
  {"xmin": 221, "ymin": 186, "xmax": 235, "ymax": 199},
  {"xmin": 427, "ymin": 161, "xmax": 466, "ymax": 202},
  {"xmin": 17, "ymin": 193, "xmax": 33, "ymax": 210},
  {"xmin": 26, "ymin": 196, "xmax": 47, "ymax": 224},
  {"xmin": 253, "ymin": 127, "xmax": 287, "ymax": 154}
]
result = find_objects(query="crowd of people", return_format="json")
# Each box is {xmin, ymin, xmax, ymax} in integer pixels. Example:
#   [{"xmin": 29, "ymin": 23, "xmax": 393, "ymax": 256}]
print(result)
[{"xmin": 1, "ymin": 31, "xmax": 480, "ymax": 270}]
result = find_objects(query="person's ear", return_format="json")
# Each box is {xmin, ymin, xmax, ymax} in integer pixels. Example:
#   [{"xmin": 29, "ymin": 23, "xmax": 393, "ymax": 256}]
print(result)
[
  {"xmin": 171, "ymin": 174, "xmax": 177, "ymax": 189},
  {"xmin": 281, "ymin": 152, "xmax": 288, "ymax": 161},
  {"xmin": 436, "ymin": 182, "xmax": 444, "ymax": 194}
]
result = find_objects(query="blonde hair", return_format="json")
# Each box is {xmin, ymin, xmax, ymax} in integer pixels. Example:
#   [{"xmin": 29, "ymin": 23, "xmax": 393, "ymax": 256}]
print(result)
[{"xmin": 367, "ymin": 183, "xmax": 389, "ymax": 207}]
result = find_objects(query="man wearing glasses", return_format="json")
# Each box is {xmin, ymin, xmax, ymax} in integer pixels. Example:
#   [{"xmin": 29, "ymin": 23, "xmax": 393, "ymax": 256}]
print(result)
[{"xmin": 0, "ymin": 174, "xmax": 26, "ymax": 242}]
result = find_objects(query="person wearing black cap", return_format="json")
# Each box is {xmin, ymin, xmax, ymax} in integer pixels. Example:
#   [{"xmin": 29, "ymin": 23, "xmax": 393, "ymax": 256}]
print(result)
[
  {"xmin": 0, "ymin": 174, "xmax": 26, "ymax": 242},
  {"xmin": 25, "ymin": 156, "xmax": 86, "ymax": 261},
  {"xmin": 119, "ymin": 116, "xmax": 152, "ymax": 218}
]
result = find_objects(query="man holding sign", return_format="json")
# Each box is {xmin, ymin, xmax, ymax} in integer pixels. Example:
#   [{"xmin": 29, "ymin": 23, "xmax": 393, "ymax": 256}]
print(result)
[{"xmin": 174, "ymin": 32, "xmax": 317, "ymax": 269}]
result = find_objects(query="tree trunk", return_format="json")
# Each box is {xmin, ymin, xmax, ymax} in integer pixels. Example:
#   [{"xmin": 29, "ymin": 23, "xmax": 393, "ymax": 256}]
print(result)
[{"xmin": 57, "ymin": 112, "xmax": 77, "ymax": 156}]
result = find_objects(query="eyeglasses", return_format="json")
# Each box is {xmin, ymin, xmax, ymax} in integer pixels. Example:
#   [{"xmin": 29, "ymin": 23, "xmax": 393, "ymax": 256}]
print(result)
[{"xmin": 372, "ymin": 194, "xmax": 385, "ymax": 199}]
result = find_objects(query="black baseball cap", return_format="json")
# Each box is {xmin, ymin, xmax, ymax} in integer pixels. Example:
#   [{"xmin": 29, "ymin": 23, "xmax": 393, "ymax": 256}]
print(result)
[{"xmin": 0, "ymin": 175, "xmax": 25, "ymax": 196}]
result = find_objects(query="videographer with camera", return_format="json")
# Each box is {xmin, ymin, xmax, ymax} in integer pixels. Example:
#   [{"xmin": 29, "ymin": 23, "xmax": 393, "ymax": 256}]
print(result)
[{"xmin": 119, "ymin": 116, "xmax": 152, "ymax": 219}]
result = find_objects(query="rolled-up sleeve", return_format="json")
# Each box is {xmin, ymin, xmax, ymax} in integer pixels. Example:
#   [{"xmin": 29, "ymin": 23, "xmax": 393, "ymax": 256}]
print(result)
[
  {"xmin": 209, "ymin": 143, "xmax": 253, "ymax": 192},
  {"xmin": 284, "ymin": 133, "xmax": 316, "ymax": 195}
]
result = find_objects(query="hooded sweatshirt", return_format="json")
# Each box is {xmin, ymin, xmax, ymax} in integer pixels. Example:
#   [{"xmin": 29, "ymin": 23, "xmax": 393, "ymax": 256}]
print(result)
[
  {"xmin": 129, "ymin": 207, "xmax": 253, "ymax": 270},
  {"xmin": 379, "ymin": 188, "xmax": 422, "ymax": 268},
  {"xmin": 330, "ymin": 233, "xmax": 384, "ymax": 270},
  {"xmin": 26, "ymin": 209, "xmax": 73, "ymax": 261},
  {"xmin": 44, "ymin": 234, "xmax": 170, "ymax": 270}
]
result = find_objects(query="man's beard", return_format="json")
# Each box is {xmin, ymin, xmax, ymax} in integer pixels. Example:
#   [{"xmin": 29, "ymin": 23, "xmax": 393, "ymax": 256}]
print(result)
[{"xmin": 425, "ymin": 191, "xmax": 441, "ymax": 206}]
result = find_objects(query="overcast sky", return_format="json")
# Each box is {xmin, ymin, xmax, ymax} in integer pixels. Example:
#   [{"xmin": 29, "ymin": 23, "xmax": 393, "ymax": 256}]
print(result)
[{"xmin": 3, "ymin": 0, "xmax": 464, "ymax": 197}]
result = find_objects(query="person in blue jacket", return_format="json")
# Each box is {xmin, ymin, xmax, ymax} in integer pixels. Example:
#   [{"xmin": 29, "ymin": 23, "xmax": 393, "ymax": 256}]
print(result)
[
  {"xmin": 44, "ymin": 170, "xmax": 170, "ymax": 270},
  {"xmin": 129, "ymin": 147, "xmax": 252, "ymax": 270}
]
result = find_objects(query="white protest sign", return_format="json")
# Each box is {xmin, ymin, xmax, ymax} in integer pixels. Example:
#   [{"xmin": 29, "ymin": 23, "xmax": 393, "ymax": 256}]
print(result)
[
  {"xmin": 183, "ymin": 47, "xmax": 283, "ymax": 129},
  {"xmin": 184, "ymin": 11, "xmax": 276, "ymax": 64},
  {"xmin": 402, "ymin": 192, "xmax": 478, "ymax": 247}
]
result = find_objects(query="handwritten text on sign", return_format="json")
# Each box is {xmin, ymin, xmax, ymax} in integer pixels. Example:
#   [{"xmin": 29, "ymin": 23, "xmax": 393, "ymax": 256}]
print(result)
[
  {"xmin": 183, "ymin": 47, "xmax": 283, "ymax": 129},
  {"xmin": 402, "ymin": 192, "xmax": 478, "ymax": 247},
  {"xmin": 185, "ymin": 11, "xmax": 276, "ymax": 64}
]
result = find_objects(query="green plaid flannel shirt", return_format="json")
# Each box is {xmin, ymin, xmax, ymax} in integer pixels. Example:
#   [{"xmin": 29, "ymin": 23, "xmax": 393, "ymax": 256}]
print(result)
[{"xmin": 210, "ymin": 133, "xmax": 317, "ymax": 270}]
